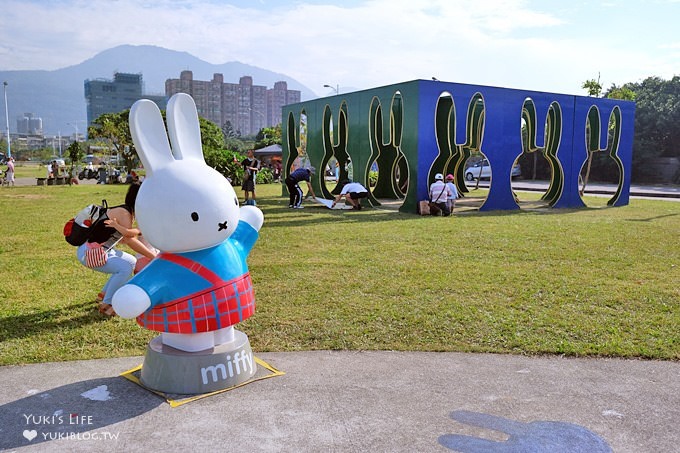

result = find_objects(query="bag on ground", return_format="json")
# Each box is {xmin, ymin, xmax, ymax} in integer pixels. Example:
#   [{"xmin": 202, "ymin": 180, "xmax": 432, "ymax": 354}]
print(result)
[
  {"xmin": 63, "ymin": 200, "xmax": 109, "ymax": 246},
  {"xmin": 418, "ymin": 200, "xmax": 431, "ymax": 215}
]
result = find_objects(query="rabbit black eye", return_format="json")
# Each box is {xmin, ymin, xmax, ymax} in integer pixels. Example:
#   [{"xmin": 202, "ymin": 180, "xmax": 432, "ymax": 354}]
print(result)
[
  {"xmin": 234, "ymin": 197, "xmax": 238, "ymax": 206},
  {"xmin": 191, "ymin": 212, "xmax": 199, "ymax": 222}
]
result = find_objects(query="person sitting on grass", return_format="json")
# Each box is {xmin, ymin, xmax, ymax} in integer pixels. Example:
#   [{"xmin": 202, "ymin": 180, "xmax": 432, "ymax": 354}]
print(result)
[{"xmin": 331, "ymin": 179, "xmax": 369, "ymax": 210}]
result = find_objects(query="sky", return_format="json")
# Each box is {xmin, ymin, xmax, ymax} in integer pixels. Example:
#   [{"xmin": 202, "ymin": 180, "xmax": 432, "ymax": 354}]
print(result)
[{"xmin": 0, "ymin": 0, "xmax": 678, "ymax": 97}]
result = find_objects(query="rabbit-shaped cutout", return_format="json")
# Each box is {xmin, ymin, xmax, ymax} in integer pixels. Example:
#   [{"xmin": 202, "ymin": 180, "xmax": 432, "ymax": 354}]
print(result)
[{"xmin": 112, "ymin": 93, "xmax": 264, "ymax": 352}]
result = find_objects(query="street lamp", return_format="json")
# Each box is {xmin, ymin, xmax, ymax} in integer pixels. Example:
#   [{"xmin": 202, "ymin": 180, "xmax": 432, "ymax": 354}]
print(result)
[
  {"xmin": 323, "ymin": 84, "xmax": 339, "ymax": 95},
  {"xmin": 247, "ymin": 108, "xmax": 266, "ymax": 123},
  {"xmin": 67, "ymin": 120, "xmax": 86, "ymax": 143},
  {"xmin": 3, "ymin": 81, "xmax": 10, "ymax": 158}
]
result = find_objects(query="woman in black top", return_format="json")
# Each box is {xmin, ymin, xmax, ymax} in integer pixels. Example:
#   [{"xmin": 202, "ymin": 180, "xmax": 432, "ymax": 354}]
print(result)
[
  {"xmin": 241, "ymin": 150, "xmax": 260, "ymax": 205},
  {"xmin": 76, "ymin": 183, "xmax": 156, "ymax": 316}
]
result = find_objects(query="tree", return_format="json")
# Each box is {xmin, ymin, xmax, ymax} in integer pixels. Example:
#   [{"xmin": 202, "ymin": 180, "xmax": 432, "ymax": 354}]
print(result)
[
  {"xmin": 606, "ymin": 76, "xmax": 680, "ymax": 182},
  {"xmin": 88, "ymin": 111, "xmax": 136, "ymax": 171},
  {"xmin": 254, "ymin": 124, "xmax": 282, "ymax": 149},
  {"xmin": 66, "ymin": 141, "xmax": 84, "ymax": 185},
  {"xmin": 203, "ymin": 148, "xmax": 244, "ymax": 184},
  {"xmin": 199, "ymin": 116, "xmax": 226, "ymax": 152},
  {"xmin": 222, "ymin": 120, "xmax": 239, "ymax": 139},
  {"xmin": 605, "ymin": 84, "xmax": 636, "ymax": 101},
  {"xmin": 582, "ymin": 74, "xmax": 602, "ymax": 97},
  {"xmin": 88, "ymin": 108, "xmax": 248, "ymax": 180}
]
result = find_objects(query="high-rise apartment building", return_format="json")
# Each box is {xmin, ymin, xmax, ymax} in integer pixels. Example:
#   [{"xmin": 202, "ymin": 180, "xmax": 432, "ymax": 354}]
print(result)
[
  {"xmin": 16, "ymin": 113, "xmax": 43, "ymax": 135},
  {"xmin": 267, "ymin": 81, "xmax": 301, "ymax": 128},
  {"xmin": 165, "ymin": 71, "xmax": 300, "ymax": 136},
  {"xmin": 84, "ymin": 73, "xmax": 166, "ymax": 127}
]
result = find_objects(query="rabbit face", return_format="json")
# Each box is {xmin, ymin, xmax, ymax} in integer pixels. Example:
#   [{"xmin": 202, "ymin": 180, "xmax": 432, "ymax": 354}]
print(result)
[
  {"xmin": 136, "ymin": 161, "xmax": 240, "ymax": 253},
  {"xmin": 129, "ymin": 93, "xmax": 242, "ymax": 253}
]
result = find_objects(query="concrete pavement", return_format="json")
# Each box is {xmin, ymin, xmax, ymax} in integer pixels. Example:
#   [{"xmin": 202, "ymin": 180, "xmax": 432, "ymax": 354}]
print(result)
[{"xmin": 1, "ymin": 351, "xmax": 678, "ymax": 452}]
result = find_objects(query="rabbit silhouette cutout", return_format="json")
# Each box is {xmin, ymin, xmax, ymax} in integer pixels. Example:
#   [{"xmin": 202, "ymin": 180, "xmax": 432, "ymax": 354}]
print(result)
[
  {"xmin": 112, "ymin": 93, "xmax": 264, "ymax": 352},
  {"xmin": 439, "ymin": 410, "xmax": 611, "ymax": 452}
]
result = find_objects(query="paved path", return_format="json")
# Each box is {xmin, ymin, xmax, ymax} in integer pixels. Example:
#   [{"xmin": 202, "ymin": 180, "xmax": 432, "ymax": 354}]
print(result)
[{"xmin": 0, "ymin": 351, "xmax": 678, "ymax": 452}]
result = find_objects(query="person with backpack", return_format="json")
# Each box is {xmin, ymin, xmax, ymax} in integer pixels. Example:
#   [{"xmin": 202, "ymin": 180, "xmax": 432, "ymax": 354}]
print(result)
[{"xmin": 75, "ymin": 182, "xmax": 157, "ymax": 316}]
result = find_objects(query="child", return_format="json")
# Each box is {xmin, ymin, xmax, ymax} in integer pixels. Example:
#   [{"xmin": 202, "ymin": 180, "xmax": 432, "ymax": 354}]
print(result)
[{"xmin": 445, "ymin": 174, "xmax": 459, "ymax": 213}]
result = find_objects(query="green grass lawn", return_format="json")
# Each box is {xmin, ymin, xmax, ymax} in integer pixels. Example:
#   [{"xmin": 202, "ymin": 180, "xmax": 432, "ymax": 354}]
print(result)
[
  {"xmin": 0, "ymin": 183, "xmax": 678, "ymax": 365},
  {"xmin": 10, "ymin": 162, "xmax": 47, "ymax": 179}
]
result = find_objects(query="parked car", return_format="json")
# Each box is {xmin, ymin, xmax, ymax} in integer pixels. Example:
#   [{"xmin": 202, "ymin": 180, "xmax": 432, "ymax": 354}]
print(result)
[
  {"xmin": 47, "ymin": 157, "xmax": 66, "ymax": 167},
  {"xmin": 464, "ymin": 159, "xmax": 521, "ymax": 181}
]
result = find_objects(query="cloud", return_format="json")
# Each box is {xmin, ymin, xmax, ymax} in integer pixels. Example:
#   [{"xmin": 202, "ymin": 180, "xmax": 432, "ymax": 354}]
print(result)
[{"xmin": 0, "ymin": 0, "xmax": 676, "ymax": 96}]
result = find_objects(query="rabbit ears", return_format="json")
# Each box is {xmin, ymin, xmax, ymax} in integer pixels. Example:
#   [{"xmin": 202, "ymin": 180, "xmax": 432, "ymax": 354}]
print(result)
[{"xmin": 130, "ymin": 93, "xmax": 204, "ymax": 175}]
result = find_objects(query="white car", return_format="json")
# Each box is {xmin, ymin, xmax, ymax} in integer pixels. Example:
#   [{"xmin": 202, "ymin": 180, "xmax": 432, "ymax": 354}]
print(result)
[
  {"xmin": 47, "ymin": 157, "xmax": 66, "ymax": 167},
  {"xmin": 465, "ymin": 159, "xmax": 521, "ymax": 181}
]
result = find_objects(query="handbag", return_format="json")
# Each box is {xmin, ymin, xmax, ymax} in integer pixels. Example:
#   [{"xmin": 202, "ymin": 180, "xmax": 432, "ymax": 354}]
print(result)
[
  {"xmin": 427, "ymin": 185, "xmax": 447, "ymax": 216},
  {"xmin": 84, "ymin": 237, "xmax": 122, "ymax": 269},
  {"xmin": 428, "ymin": 201, "xmax": 441, "ymax": 215}
]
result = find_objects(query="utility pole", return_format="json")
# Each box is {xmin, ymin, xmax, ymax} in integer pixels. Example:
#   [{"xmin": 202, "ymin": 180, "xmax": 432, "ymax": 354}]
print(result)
[{"xmin": 3, "ymin": 81, "xmax": 10, "ymax": 158}]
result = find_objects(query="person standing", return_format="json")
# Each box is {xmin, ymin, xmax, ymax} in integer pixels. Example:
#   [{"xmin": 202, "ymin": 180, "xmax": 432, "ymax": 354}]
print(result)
[
  {"xmin": 445, "ymin": 174, "xmax": 459, "ymax": 213},
  {"xmin": 285, "ymin": 167, "xmax": 316, "ymax": 208},
  {"xmin": 5, "ymin": 156, "xmax": 15, "ymax": 187},
  {"xmin": 332, "ymin": 180, "xmax": 369, "ymax": 210},
  {"xmin": 429, "ymin": 173, "xmax": 451, "ymax": 216},
  {"xmin": 241, "ymin": 150, "xmax": 260, "ymax": 205}
]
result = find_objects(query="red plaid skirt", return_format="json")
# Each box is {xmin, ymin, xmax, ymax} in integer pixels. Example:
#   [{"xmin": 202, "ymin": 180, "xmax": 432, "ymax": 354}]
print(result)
[{"xmin": 136, "ymin": 253, "xmax": 255, "ymax": 334}]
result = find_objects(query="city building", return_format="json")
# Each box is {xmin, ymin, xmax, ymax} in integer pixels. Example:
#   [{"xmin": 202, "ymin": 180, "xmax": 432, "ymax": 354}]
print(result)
[
  {"xmin": 267, "ymin": 81, "xmax": 300, "ymax": 129},
  {"xmin": 84, "ymin": 72, "xmax": 166, "ymax": 128},
  {"xmin": 16, "ymin": 113, "xmax": 43, "ymax": 135},
  {"xmin": 165, "ymin": 71, "xmax": 300, "ymax": 136}
]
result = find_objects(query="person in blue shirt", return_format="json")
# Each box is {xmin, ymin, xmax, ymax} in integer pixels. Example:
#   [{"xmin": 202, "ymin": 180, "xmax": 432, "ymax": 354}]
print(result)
[{"xmin": 285, "ymin": 167, "xmax": 317, "ymax": 208}]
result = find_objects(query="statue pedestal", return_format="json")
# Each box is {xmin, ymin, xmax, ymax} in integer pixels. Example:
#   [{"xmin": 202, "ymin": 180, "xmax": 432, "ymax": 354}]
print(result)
[{"xmin": 140, "ymin": 329, "xmax": 257, "ymax": 394}]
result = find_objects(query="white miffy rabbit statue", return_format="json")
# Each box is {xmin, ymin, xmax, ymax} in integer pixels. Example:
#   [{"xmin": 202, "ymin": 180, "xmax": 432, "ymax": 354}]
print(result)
[{"xmin": 112, "ymin": 93, "xmax": 263, "ymax": 354}]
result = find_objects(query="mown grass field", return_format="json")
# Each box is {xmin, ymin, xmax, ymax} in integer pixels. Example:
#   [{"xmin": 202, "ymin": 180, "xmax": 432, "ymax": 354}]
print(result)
[{"xmin": 0, "ymin": 182, "xmax": 678, "ymax": 365}]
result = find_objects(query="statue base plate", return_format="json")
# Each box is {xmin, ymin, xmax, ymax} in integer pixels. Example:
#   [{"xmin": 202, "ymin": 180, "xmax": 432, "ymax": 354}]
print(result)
[{"xmin": 140, "ymin": 329, "xmax": 257, "ymax": 394}]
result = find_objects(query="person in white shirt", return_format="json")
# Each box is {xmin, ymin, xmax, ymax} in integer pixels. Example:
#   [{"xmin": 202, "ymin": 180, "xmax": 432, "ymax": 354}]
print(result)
[
  {"xmin": 429, "ymin": 173, "xmax": 451, "ymax": 216},
  {"xmin": 332, "ymin": 180, "xmax": 369, "ymax": 210},
  {"xmin": 444, "ymin": 174, "xmax": 459, "ymax": 213}
]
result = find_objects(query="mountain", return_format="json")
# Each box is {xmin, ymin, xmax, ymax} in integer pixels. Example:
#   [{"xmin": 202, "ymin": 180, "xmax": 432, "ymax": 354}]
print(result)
[{"xmin": 0, "ymin": 45, "xmax": 317, "ymax": 137}]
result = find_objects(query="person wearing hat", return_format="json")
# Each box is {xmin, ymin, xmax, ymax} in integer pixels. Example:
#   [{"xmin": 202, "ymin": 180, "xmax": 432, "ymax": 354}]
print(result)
[
  {"xmin": 445, "ymin": 173, "xmax": 459, "ymax": 213},
  {"xmin": 331, "ymin": 179, "xmax": 369, "ymax": 210},
  {"xmin": 285, "ymin": 166, "xmax": 317, "ymax": 208},
  {"xmin": 429, "ymin": 173, "xmax": 452, "ymax": 216}
]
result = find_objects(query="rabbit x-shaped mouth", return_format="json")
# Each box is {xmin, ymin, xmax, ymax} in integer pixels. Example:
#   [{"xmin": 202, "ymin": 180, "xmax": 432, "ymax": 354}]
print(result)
[{"xmin": 218, "ymin": 220, "xmax": 228, "ymax": 231}]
